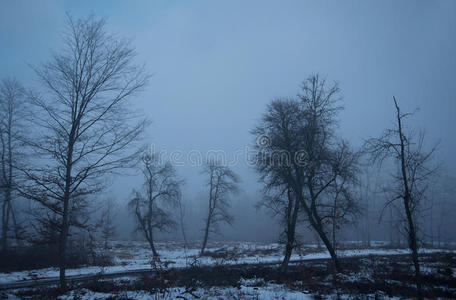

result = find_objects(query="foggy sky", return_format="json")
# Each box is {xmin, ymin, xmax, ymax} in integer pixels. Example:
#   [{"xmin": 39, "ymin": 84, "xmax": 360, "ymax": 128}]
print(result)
[{"xmin": 1, "ymin": 1, "xmax": 455, "ymax": 241}]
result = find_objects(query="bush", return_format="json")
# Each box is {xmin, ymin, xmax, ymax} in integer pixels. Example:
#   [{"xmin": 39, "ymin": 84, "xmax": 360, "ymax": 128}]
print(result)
[{"xmin": 0, "ymin": 240, "xmax": 112, "ymax": 272}]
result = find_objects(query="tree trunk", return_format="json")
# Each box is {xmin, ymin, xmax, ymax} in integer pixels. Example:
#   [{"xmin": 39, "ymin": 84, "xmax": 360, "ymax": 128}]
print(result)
[
  {"xmin": 280, "ymin": 192, "xmax": 299, "ymax": 273},
  {"xmin": 201, "ymin": 213, "xmax": 211, "ymax": 255},
  {"xmin": 59, "ymin": 201, "xmax": 69, "ymax": 289},
  {"xmin": 1, "ymin": 121, "xmax": 13, "ymax": 251},
  {"xmin": 59, "ymin": 133, "xmax": 75, "ymax": 289},
  {"xmin": 332, "ymin": 201, "xmax": 337, "ymax": 252},
  {"xmin": 365, "ymin": 195, "xmax": 371, "ymax": 248},
  {"xmin": 59, "ymin": 191, "xmax": 70, "ymax": 289},
  {"xmin": 281, "ymin": 242, "xmax": 293, "ymax": 272},
  {"xmin": 314, "ymin": 219, "xmax": 341, "ymax": 272},
  {"xmin": 9, "ymin": 202, "xmax": 21, "ymax": 246},
  {"xmin": 201, "ymin": 172, "xmax": 214, "ymax": 256},
  {"xmin": 309, "ymin": 189, "xmax": 341, "ymax": 272},
  {"xmin": 147, "ymin": 231, "xmax": 159, "ymax": 257},
  {"xmin": 296, "ymin": 189, "xmax": 341, "ymax": 272},
  {"xmin": 1, "ymin": 197, "xmax": 9, "ymax": 251},
  {"xmin": 146, "ymin": 181, "xmax": 159, "ymax": 257},
  {"xmin": 389, "ymin": 207, "xmax": 395, "ymax": 246},
  {"xmin": 405, "ymin": 199, "xmax": 422, "ymax": 299}
]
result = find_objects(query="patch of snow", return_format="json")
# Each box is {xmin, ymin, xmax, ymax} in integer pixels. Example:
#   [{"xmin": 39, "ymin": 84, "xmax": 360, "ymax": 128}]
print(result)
[
  {"xmin": 0, "ymin": 240, "xmax": 453, "ymax": 285},
  {"xmin": 57, "ymin": 284, "xmax": 314, "ymax": 300}
]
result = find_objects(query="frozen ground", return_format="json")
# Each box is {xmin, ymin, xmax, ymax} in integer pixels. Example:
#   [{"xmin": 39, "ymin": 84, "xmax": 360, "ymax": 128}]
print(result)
[
  {"xmin": 1, "ymin": 242, "xmax": 455, "ymax": 299},
  {"xmin": 57, "ymin": 284, "xmax": 315, "ymax": 300},
  {"xmin": 0, "ymin": 240, "xmax": 453, "ymax": 285}
]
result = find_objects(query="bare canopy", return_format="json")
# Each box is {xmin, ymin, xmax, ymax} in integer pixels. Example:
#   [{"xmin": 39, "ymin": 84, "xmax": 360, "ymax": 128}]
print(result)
[
  {"xmin": 364, "ymin": 97, "xmax": 437, "ymax": 299},
  {"xmin": 129, "ymin": 152, "xmax": 182, "ymax": 257},
  {"xmin": 252, "ymin": 75, "xmax": 360, "ymax": 273},
  {"xmin": 200, "ymin": 161, "xmax": 240, "ymax": 255},
  {"xmin": 20, "ymin": 14, "xmax": 149, "ymax": 288}
]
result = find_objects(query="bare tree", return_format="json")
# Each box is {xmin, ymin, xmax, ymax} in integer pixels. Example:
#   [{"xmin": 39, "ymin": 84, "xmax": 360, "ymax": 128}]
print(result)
[
  {"xmin": 252, "ymin": 75, "xmax": 359, "ymax": 272},
  {"xmin": 129, "ymin": 153, "xmax": 182, "ymax": 257},
  {"xmin": 98, "ymin": 197, "xmax": 117, "ymax": 250},
  {"xmin": 296, "ymin": 75, "xmax": 343, "ymax": 272},
  {"xmin": 200, "ymin": 161, "xmax": 240, "ymax": 255},
  {"xmin": 178, "ymin": 195, "xmax": 188, "ymax": 246},
  {"xmin": 252, "ymin": 99, "xmax": 302, "ymax": 272},
  {"xmin": 364, "ymin": 97, "xmax": 437, "ymax": 299},
  {"xmin": 19, "ymin": 15, "xmax": 148, "ymax": 288},
  {"xmin": 325, "ymin": 141, "xmax": 360, "ymax": 253},
  {"xmin": 357, "ymin": 165, "xmax": 382, "ymax": 248},
  {"xmin": 0, "ymin": 78, "xmax": 26, "ymax": 250}
]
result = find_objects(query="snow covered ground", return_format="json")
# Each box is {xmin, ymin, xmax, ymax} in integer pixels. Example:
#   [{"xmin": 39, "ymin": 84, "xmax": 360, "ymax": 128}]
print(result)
[
  {"xmin": 58, "ymin": 284, "xmax": 315, "ymax": 300},
  {"xmin": 0, "ymin": 240, "xmax": 452, "ymax": 285}
]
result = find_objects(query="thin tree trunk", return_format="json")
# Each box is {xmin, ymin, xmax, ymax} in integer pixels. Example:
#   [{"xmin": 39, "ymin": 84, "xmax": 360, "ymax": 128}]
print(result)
[
  {"xmin": 365, "ymin": 186, "xmax": 371, "ymax": 248},
  {"xmin": 389, "ymin": 207, "xmax": 394, "ymax": 246},
  {"xmin": 429, "ymin": 197, "xmax": 434, "ymax": 247},
  {"xmin": 147, "ymin": 196, "xmax": 158, "ymax": 257},
  {"xmin": 147, "ymin": 229, "xmax": 158, "ymax": 257},
  {"xmin": 395, "ymin": 97, "xmax": 423, "ymax": 299},
  {"xmin": 201, "ymin": 213, "xmax": 211, "ymax": 255},
  {"xmin": 201, "ymin": 171, "xmax": 214, "ymax": 256},
  {"xmin": 405, "ymin": 199, "xmax": 422, "ymax": 299},
  {"xmin": 314, "ymin": 217, "xmax": 340, "ymax": 272},
  {"xmin": 9, "ymin": 202, "xmax": 21, "ymax": 246},
  {"xmin": 1, "ymin": 197, "xmax": 9, "ymax": 251},
  {"xmin": 332, "ymin": 199, "xmax": 337, "ymax": 252},
  {"xmin": 178, "ymin": 199, "xmax": 188, "ymax": 246}
]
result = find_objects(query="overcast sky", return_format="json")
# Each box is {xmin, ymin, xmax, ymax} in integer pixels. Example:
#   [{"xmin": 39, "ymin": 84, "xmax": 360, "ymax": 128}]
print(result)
[{"xmin": 1, "ymin": 0, "xmax": 455, "ymax": 239}]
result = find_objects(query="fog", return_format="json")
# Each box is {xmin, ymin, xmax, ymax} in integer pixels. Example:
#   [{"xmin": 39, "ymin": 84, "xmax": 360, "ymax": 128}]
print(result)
[{"xmin": 1, "ymin": 0, "xmax": 455, "ymax": 244}]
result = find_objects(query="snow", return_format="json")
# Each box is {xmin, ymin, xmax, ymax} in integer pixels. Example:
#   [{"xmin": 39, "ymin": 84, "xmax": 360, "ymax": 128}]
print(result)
[
  {"xmin": 0, "ymin": 240, "xmax": 453, "ymax": 285},
  {"xmin": 56, "ymin": 284, "xmax": 314, "ymax": 300}
]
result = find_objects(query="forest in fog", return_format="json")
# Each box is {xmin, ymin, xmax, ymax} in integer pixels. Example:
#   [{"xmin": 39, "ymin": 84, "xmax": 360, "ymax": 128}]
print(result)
[{"xmin": 0, "ymin": 1, "xmax": 455, "ymax": 299}]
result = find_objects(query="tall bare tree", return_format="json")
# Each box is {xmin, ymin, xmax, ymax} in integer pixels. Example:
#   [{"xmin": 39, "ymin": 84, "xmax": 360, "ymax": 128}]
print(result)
[
  {"xmin": 0, "ymin": 78, "xmax": 26, "ymax": 250},
  {"xmin": 200, "ymin": 161, "xmax": 240, "ymax": 255},
  {"xmin": 364, "ymin": 97, "xmax": 437, "ymax": 299},
  {"xmin": 20, "ymin": 15, "xmax": 148, "ymax": 288},
  {"xmin": 253, "ymin": 75, "xmax": 359, "ymax": 272},
  {"xmin": 129, "ymin": 153, "xmax": 182, "ymax": 257}
]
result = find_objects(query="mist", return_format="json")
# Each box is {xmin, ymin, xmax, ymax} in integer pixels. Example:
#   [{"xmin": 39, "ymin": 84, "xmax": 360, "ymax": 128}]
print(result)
[{"xmin": 1, "ymin": 1, "xmax": 455, "ymax": 298}]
